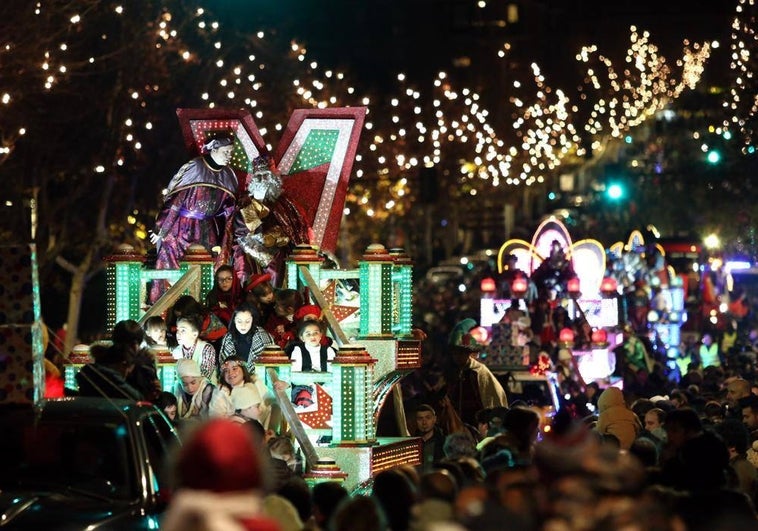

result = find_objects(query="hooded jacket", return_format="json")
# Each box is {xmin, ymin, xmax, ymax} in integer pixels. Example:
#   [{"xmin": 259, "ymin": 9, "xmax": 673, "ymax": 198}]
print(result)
[{"xmin": 595, "ymin": 387, "xmax": 640, "ymax": 450}]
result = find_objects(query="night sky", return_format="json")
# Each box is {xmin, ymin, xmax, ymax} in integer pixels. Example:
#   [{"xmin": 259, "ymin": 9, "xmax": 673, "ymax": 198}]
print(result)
[{"xmin": 209, "ymin": 0, "xmax": 734, "ymax": 90}]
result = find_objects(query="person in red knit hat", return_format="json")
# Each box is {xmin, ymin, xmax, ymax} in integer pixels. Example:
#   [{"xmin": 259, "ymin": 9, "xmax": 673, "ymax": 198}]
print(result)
[
  {"xmin": 245, "ymin": 273, "xmax": 275, "ymax": 325},
  {"xmin": 162, "ymin": 419, "xmax": 281, "ymax": 530}
]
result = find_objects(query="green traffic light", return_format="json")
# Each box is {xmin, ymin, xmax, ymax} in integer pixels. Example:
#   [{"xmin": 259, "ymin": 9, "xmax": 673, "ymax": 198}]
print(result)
[
  {"xmin": 706, "ymin": 150, "xmax": 721, "ymax": 164},
  {"xmin": 607, "ymin": 183, "xmax": 623, "ymax": 200}
]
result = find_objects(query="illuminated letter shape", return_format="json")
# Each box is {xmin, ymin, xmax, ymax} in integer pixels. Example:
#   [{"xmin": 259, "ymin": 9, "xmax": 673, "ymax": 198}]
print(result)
[
  {"xmin": 176, "ymin": 108, "xmax": 267, "ymax": 195},
  {"xmin": 275, "ymin": 108, "xmax": 367, "ymax": 253}
]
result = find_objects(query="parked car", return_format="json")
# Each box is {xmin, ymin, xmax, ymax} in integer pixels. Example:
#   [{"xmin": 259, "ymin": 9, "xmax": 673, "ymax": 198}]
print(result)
[
  {"xmin": 425, "ymin": 265, "xmax": 466, "ymax": 285},
  {"xmin": 494, "ymin": 369, "xmax": 560, "ymax": 433},
  {"xmin": 0, "ymin": 397, "xmax": 180, "ymax": 530}
]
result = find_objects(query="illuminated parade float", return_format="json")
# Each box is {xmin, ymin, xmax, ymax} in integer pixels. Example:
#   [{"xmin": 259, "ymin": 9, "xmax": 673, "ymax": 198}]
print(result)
[
  {"xmin": 65, "ymin": 107, "xmax": 422, "ymax": 491},
  {"xmin": 607, "ymin": 229, "xmax": 688, "ymax": 375},
  {"xmin": 480, "ymin": 217, "xmax": 620, "ymax": 384},
  {"xmin": 479, "ymin": 219, "xmax": 688, "ymax": 388}
]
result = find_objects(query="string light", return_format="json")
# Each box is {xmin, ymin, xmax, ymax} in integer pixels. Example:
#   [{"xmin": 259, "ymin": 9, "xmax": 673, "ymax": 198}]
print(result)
[
  {"xmin": 1, "ymin": 3, "xmax": 717, "ymax": 222},
  {"xmin": 726, "ymin": 0, "xmax": 758, "ymax": 152}
]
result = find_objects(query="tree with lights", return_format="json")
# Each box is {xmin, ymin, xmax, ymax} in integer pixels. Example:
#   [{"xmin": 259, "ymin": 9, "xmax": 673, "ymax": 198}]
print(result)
[
  {"xmin": 1, "ymin": 1, "xmax": 227, "ymax": 353},
  {"xmin": 726, "ymin": 0, "xmax": 758, "ymax": 153},
  {"xmin": 0, "ymin": 0, "xmax": 745, "ymax": 354}
]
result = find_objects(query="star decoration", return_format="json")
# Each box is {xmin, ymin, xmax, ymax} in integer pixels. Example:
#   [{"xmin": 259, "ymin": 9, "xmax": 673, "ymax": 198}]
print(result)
[
  {"xmin": 322, "ymin": 280, "xmax": 360, "ymax": 322},
  {"xmin": 298, "ymin": 383, "xmax": 333, "ymax": 430}
]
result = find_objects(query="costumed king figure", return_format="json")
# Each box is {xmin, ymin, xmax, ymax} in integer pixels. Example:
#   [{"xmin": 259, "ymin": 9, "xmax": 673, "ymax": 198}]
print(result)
[
  {"xmin": 150, "ymin": 135, "xmax": 248, "ymax": 302},
  {"xmin": 238, "ymin": 156, "xmax": 311, "ymax": 286}
]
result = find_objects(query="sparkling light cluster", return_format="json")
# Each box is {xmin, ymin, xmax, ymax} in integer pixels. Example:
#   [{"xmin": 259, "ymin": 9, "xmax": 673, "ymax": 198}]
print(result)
[
  {"xmin": 205, "ymin": 30, "xmax": 710, "ymax": 219},
  {"xmin": 577, "ymin": 27, "xmax": 711, "ymax": 140},
  {"xmin": 1, "ymin": 2, "xmax": 716, "ymax": 223},
  {"xmin": 725, "ymin": 0, "xmax": 758, "ymax": 153}
]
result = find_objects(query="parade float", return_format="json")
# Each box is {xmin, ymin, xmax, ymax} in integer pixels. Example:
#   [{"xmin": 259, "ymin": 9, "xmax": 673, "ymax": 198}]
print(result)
[
  {"xmin": 61, "ymin": 107, "xmax": 423, "ymax": 491},
  {"xmin": 607, "ymin": 229, "xmax": 688, "ymax": 375},
  {"xmin": 481, "ymin": 217, "xmax": 622, "ymax": 385},
  {"xmin": 476, "ymin": 220, "xmax": 689, "ymax": 388}
]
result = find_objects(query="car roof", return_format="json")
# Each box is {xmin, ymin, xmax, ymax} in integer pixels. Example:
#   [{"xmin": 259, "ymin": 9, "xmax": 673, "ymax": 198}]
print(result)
[
  {"xmin": 492, "ymin": 368, "xmax": 554, "ymax": 381},
  {"xmin": 2, "ymin": 397, "xmax": 160, "ymax": 422}
]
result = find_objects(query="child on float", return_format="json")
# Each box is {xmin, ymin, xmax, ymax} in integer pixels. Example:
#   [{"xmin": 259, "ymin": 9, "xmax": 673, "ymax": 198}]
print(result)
[
  {"xmin": 218, "ymin": 355, "xmax": 272, "ymax": 428},
  {"xmin": 264, "ymin": 288, "xmax": 303, "ymax": 348},
  {"xmin": 245, "ymin": 273, "xmax": 276, "ymax": 326},
  {"xmin": 284, "ymin": 304, "xmax": 333, "ymax": 356},
  {"xmin": 155, "ymin": 391, "xmax": 179, "ymax": 424},
  {"xmin": 174, "ymin": 358, "xmax": 234, "ymax": 424},
  {"xmin": 172, "ymin": 315, "xmax": 218, "ymax": 385},
  {"xmin": 142, "ymin": 315, "xmax": 168, "ymax": 349},
  {"xmin": 289, "ymin": 319, "xmax": 336, "ymax": 373},
  {"xmin": 219, "ymin": 302, "xmax": 275, "ymax": 373},
  {"xmin": 166, "ymin": 294, "xmax": 227, "ymax": 350},
  {"xmin": 228, "ymin": 386, "xmax": 267, "ymax": 425},
  {"xmin": 205, "ymin": 264, "xmax": 243, "ymax": 327}
]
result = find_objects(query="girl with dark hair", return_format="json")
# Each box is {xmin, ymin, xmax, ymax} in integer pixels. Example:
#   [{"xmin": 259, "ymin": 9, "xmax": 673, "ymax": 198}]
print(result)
[
  {"xmin": 205, "ymin": 265, "xmax": 243, "ymax": 326},
  {"xmin": 219, "ymin": 302, "xmax": 275, "ymax": 373}
]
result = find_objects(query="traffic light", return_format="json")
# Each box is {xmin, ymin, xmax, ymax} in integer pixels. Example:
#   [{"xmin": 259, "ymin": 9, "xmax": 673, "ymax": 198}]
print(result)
[
  {"xmin": 706, "ymin": 149, "xmax": 721, "ymax": 164},
  {"xmin": 606, "ymin": 182, "xmax": 624, "ymax": 200}
]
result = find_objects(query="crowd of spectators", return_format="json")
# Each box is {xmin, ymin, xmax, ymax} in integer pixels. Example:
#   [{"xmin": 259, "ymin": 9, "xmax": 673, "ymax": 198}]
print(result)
[{"xmin": 41, "ymin": 256, "xmax": 758, "ymax": 530}]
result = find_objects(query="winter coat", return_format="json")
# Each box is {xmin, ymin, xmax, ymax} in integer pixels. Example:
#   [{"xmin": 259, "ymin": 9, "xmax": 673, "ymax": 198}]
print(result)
[{"xmin": 595, "ymin": 387, "xmax": 640, "ymax": 450}]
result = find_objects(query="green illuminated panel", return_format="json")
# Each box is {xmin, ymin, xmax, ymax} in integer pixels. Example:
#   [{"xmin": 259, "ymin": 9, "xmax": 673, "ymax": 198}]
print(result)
[
  {"xmin": 287, "ymin": 262, "xmax": 298, "ymax": 290},
  {"xmin": 341, "ymin": 367, "xmax": 355, "ymax": 441},
  {"xmin": 332, "ymin": 367, "xmax": 343, "ymax": 439},
  {"xmin": 391, "ymin": 267, "xmax": 413, "ymax": 336},
  {"xmin": 128, "ymin": 263, "xmax": 142, "ymax": 321},
  {"xmin": 200, "ymin": 263, "xmax": 214, "ymax": 303},
  {"xmin": 380, "ymin": 266, "xmax": 392, "ymax": 334},
  {"xmin": 360, "ymin": 262, "xmax": 393, "ymax": 336},
  {"xmin": 158, "ymin": 364, "xmax": 177, "ymax": 393},
  {"xmin": 106, "ymin": 264, "xmax": 117, "ymax": 332},
  {"xmin": 289, "ymin": 129, "xmax": 340, "ymax": 173},
  {"xmin": 64, "ymin": 366, "xmax": 78, "ymax": 390}
]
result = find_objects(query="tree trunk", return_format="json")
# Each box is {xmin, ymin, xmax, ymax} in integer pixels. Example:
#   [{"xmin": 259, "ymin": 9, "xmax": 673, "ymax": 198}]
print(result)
[
  {"xmin": 61, "ymin": 249, "xmax": 94, "ymax": 355},
  {"xmin": 59, "ymin": 173, "xmax": 115, "ymax": 354}
]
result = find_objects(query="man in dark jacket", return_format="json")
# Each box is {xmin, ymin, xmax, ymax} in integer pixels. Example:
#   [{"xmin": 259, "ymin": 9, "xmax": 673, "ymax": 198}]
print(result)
[{"xmin": 416, "ymin": 403, "xmax": 446, "ymax": 471}]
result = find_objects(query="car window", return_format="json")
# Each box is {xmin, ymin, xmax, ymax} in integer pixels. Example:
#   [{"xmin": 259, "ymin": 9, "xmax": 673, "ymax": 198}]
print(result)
[
  {"xmin": 141, "ymin": 412, "xmax": 180, "ymax": 497},
  {"xmin": 497, "ymin": 373, "xmax": 557, "ymax": 408},
  {"xmin": 0, "ymin": 411, "xmax": 136, "ymax": 500}
]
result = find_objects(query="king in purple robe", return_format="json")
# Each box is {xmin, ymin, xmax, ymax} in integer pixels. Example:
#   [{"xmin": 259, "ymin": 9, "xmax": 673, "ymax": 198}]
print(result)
[{"xmin": 149, "ymin": 135, "xmax": 248, "ymax": 302}]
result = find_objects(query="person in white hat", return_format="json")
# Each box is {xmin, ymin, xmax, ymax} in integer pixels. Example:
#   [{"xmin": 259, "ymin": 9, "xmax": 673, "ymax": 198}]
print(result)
[
  {"xmin": 230, "ymin": 386, "xmax": 264, "ymax": 423},
  {"xmin": 220, "ymin": 356, "xmax": 272, "ymax": 428},
  {"xmin": 174, "ymin": 358, "xmax": 234, "ymax": 423}
]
